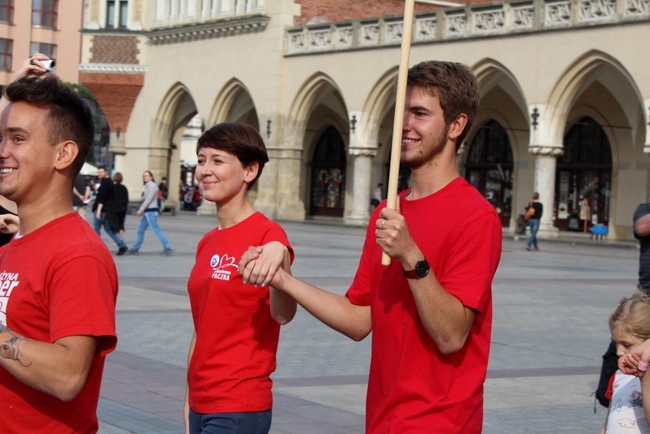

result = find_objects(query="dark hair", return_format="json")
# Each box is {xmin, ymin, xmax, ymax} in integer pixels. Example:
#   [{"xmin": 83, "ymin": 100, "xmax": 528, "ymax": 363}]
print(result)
[
  {"xmin": 4, "ymin": 75, "xmax": 94, "ymax": 176},
  {"xmin": 113, "ymin": 172, "xmax": 123, "ymax": 183},
  {"xmin": 407, "ymin": 61, "xmax": 480, "ymax": 149},
  {"xmin": 196, "ymin": 123, "xmax": 269, "ymax": 188}
]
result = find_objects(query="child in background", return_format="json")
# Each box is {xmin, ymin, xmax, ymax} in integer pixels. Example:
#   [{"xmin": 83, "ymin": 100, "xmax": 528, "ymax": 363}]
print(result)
[{"xmin": 603, "ymin": 292, "xmax": 650, "ymax": 433}]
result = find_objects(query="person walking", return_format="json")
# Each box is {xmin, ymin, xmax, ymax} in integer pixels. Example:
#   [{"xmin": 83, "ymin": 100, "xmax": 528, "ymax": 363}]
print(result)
[
  {"xmin": 184, "ymin": 123, "xmax": 296, "ymax": 434},
  {"xmin": 107, "ymin": 172, "xmax": 129, "ymax": 242},
  {"xmin": 73, "ymin": 172, "xmax": 90, "ymax": 212},
  {"xmin": 128, "ymin": 170, "xmax": 172, "ymax": 255},
  {"xmin": 0, "ymin": 55, "xmax": 118, "ymax": 433},
  {"xmin": 239, "ymin": 60, "xmax": 502, "ymax": 433},
  {"xmin": 525, "ymin": 192, "xmax": 543, "ymax": 251},
  {"xmin": 92, "ymin": 166, "xmax": 128, "ymax": 255}
]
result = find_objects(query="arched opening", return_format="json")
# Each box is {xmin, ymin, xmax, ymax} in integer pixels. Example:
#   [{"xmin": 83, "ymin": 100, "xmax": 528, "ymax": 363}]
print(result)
[
  {"xmin": 464, "ymin": 120, "xmax": 514, "ymax": 226},
  {"xmin": 555, "ymin": 117, "xmax": 612, "ymax": 231},
  {"xmin": 309, "ymin": 126, "xmax": 346, "ymax": 217}
]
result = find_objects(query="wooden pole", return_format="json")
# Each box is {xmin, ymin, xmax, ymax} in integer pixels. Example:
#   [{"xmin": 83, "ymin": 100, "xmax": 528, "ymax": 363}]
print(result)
[{"xmin": 382, "ymin": 0, "xmax": 415, "ymax": 266}]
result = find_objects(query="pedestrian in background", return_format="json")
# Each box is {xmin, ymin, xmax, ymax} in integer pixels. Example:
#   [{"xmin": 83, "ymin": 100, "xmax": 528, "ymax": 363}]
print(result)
[
  {"xmin": 158, "ymin": 176, "xmax": 168, "ymax": 211},
  {"xmin": 108, "ymin": 172, "xmax": 129, "ymax": 242},
  {"xmin": 371, "ymin": 182, "xmax": 383, "ymax": 208},
  {"xmin": 184, "ymin": 123, "xmax": 296, "ymax": 434},
  {"xmin": 92, "ymin": 166, "xmax": 129, "ymax": 255},
  {"xmin": 73, "ymin": 172, "xmax": 90, "ymax": 213},
  {"xmin": 128, "ymin": 171, "xmax": 172, "ymax": 256},
  {"xmin": 525, "ymin": 192, "xmax": 543, "ymax": 251}
]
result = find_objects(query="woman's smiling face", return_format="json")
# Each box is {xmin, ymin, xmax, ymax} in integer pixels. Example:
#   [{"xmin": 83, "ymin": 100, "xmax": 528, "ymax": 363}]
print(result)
[{"xmin": 195, "ymin": 147, "xmax": 255, "ymax": 205}]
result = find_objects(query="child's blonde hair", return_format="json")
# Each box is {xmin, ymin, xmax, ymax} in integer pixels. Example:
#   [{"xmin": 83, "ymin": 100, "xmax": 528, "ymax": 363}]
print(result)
[{"xmin": 609, "ymin": 291, "xmax": 650, "ymax": 341}]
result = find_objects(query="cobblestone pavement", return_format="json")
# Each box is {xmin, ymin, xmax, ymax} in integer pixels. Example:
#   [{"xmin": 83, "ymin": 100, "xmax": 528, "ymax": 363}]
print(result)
[{"xmin": 91, "ymin": 210, "xmax": 638, "ymax": 433}]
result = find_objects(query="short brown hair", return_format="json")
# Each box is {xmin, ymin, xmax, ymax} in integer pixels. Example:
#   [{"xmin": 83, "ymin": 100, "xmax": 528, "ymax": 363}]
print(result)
[
  {"xmin": 197, "ymin": 123, "xmax": 269, "ymax": 188},
  {"xmin": 407, "ymin": 61, "xmax": 480, "ymax": 149}
]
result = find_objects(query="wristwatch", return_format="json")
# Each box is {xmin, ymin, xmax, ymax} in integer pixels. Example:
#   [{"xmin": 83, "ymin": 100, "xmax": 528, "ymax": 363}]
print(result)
[{"xmin": 402, "ymin": 259, "xmax": 430, "ymax": 279}]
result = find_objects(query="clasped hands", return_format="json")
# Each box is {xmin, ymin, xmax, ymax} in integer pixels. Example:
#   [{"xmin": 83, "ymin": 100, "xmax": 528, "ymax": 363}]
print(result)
[
  {"xmin": 238, "ymin": 205, "xmax": 417, "ymax": 285},
  {"xmin": 239, "ymin": 241, "xmax": 288, "ymax": 287}
]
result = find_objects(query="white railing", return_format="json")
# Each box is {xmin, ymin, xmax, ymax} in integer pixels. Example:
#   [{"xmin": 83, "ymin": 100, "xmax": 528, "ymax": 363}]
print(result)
[{"xmin": 285, "ymin": 0, "xmax": 649, "ymax": 56}]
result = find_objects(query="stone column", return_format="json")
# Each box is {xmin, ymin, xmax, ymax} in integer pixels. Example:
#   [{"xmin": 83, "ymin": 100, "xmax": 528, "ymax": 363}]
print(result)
[
  {"xmin": 527, "ymin": 103, "xmax": 562, "ymax": 239},
  {"xmin": 346, "ymin": 148, "xmax": 376, "ymax": 224},
  {"xmin": 273, "ymin": 146, "xmax": 306, "ymax": 221},
  {"xmin": 643, "ymin": 98, "xmax": 650, "ymax": 155}
]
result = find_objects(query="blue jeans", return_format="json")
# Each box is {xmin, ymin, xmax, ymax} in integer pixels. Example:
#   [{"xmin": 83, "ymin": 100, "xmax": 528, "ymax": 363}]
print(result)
[
  {"xmin": 527, "ymin": 218, "xmax": 540, "ymax": 249},
  {"xmin": 131, "ymin": 210, "xmax": 172, "ymax": 251},
  {"xmin": 189, "ymin": 409, "xmax": 271, "ymax": 434},
  {"xmin": 93, "ymin": 211, "xmax": 126, "ymax": 248}
]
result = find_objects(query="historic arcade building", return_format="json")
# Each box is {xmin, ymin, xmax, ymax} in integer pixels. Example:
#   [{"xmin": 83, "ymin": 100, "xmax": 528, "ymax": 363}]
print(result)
[{"xmin": 80, "ymin": 0, "xmax": 650, "ymax": 240}]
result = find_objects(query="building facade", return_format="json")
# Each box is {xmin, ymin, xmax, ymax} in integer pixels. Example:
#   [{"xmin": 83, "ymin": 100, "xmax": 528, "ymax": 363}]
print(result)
[
  {"xmin": 80, "ymin": 0, "xmax": 650, "ymax": 240},
  {"xmin": 0, "ymin": 0, "xmax": 83, "ymax": 85}
]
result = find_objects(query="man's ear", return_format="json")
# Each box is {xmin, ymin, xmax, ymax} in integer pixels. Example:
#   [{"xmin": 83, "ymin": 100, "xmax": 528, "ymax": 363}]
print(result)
[
  {"xmin": 448, "ymin": 113, "xmax": 468, "ymax": 141},
  {"xmin": 54, "ymin": 140, "xmax": 79, "ymax": 171}
]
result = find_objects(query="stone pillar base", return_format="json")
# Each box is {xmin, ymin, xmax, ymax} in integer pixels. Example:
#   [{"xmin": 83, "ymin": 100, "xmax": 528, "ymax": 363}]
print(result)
[
  {"xmin": 344, "ymin": 215, "xmax": 370, "ymax": 226},
  {"xmin": 196, "ymin": 201, "xmax": 216, "ymax": 215},
  {"xmin": 538, "ymin": 224, "xmax": 560, "ymax": 239},
  {"xmin": 274, "ymin": 199, "xmax": 305, "ymax": 221}
]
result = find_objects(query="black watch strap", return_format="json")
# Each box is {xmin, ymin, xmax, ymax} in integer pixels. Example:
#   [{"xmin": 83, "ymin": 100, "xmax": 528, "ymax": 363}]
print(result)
[{"xmin": 402, "ymin": 259, "xmax": 430, "ymax": 279}]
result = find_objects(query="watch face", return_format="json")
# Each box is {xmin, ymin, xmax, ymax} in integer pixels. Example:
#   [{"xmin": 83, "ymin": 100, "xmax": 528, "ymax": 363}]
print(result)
[{"xmin": 415, "ymin": 260, "xmax": 430, "ymax": 278}]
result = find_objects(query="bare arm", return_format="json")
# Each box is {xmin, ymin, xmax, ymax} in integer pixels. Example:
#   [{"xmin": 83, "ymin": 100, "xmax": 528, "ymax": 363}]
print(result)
[
  {"xmin": 0, "ymin": 326, "xmax": 98, "ymax": 401},
  {"xmin": 240, "ymin": 244, "xmax": 372, "ymax": 341},
  {"xmin": 377, "ymin": 208, "xmax": 475, "ymax": 354},
  {"xmin": 269, "ymin": 248, "xmax": 297, "ymax": 325}
]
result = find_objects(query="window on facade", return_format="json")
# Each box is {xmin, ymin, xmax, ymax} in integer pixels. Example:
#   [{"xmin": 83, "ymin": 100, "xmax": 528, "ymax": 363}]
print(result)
[
  {"xmin": 30, "ymin": 42, "xmax": 57, "ymax": 59},
  {"xmin": 107, "ymin": 0, "xmax": 128, "ymax": 28},
  {"xmin": 32, "ymin": 0, "xmax": 58, "ymax": 28},
  {"xmin": 0, "ymin": 0, "xmax": 14, "ymax": 23},
  {"xmin": 119, "ymin": 0, "xmax": 128, "ymax": 28},
  {"xmin": 0, "ymin": 38, "xmax": 12, "ymax": 71},
  {"xmin": 106, "ymin": 0, "xmax": 115, "ymax": 27}
]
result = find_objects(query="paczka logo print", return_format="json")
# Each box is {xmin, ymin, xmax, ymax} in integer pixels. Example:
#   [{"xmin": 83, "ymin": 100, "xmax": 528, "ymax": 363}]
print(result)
[
  {"xmin": 210, "ymin": 254, "xmax": 238, "ymax": 281},
  {"xmin": 0, "ymin": 272, "xmax": 19, "ymax": 325}
]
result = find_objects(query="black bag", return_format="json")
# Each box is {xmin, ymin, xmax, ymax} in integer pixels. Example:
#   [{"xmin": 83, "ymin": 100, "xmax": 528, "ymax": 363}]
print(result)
[{"xmin": 595, "ymin": 340, "xmax": 618, "ymax": 408}]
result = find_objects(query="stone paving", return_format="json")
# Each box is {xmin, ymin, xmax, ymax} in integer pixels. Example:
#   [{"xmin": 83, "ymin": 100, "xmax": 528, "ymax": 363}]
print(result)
[{"xmin": 90, "ymin": 210, "xmax": 640, "ymax": 433}]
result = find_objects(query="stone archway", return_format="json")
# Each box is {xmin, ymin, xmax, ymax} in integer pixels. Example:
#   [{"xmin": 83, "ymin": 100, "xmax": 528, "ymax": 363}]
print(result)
[
  {"xmin": 465, "ymin": 120, "xmax": 514, "ymax": 227},
  {"xmin": 555, "ymin": 117, "xmax": 612, "ymax": 231},
  {"xmin": 309, "ymin": 126, "xmax": 347, "ymax": 217}
]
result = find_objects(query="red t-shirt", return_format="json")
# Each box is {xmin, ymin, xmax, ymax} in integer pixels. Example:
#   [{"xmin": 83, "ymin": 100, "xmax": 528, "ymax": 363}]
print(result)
[
  {"xmin": 0, "ymin": 212, "xmax": 118, "ymax": 434},
  {"xmin": 187, "ymin": 212, "xmax": 293, "ymax": 413},
  {"xmin": 346, "ymin": 177, "xmax": 502, "ymax": 433}
]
